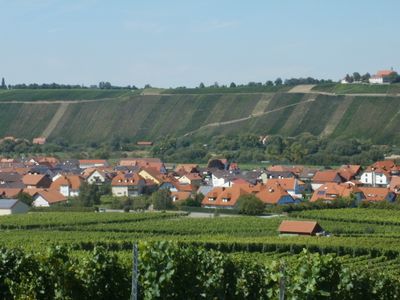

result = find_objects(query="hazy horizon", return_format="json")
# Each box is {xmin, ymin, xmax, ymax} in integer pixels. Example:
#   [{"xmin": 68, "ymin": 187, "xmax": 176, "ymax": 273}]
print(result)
[{"xmin": 1, "ymin": 0, "xmax": 399, "ymax": 88}]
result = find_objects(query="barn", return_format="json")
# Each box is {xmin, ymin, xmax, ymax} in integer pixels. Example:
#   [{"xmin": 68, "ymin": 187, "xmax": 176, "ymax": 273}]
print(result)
[
  {"xmin": 278, "ymin": 220, "xmax": 324, "ymax": 236},
  {"xmin": 0, "ymin": 199, "xmax": 30, "ymax": 215}
]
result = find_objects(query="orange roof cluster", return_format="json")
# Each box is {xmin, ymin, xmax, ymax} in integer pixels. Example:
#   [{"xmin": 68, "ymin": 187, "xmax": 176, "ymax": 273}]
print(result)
[
  {"xmin": 310, "ymin": 182, "xmax": 359, "ymax": 202},
  {"xmin": 202, "ymin": 182, "xmax": 294, "ymax": 207}
]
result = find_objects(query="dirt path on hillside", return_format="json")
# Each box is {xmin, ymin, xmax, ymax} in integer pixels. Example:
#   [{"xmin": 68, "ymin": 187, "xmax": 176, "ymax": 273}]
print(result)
[
  {"xmin": 320, "ymin": 96, "xmax": 354, "ymax": 137},
  {"xmin": 41, "ymin": 103, "xmax": 70, "ymax": 138},
  {"xmin": 288, "ymin": 84, "xmax": 316, "ymax": 93},
  {"xmin": 183, "ymin": 97, "xmax": 317, "ymax": 137}
]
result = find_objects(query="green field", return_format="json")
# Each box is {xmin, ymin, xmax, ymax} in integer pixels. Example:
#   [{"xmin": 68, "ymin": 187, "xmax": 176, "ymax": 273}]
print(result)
[
  {"xmin": 2, "ymin": 209, "xmax": 400, "ymax": 299},
  {"xmin": 312, "ymin": 83, "xmax": 400, "ymax": 94},
  {"xmin": 2, "ymin": 208, "xmax": 400, "ymax": 256},
  {"xmin": 0, "ymin": 88, "xmax": 399, "ymax": 144},
  {"xmin": 0, "ymin": 89, "xmax": 131, "ymax": 101}
]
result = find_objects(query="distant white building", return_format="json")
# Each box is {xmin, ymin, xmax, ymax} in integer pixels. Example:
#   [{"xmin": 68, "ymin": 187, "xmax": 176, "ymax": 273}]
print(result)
[
  {"xmin": 360, "ymin": 168, "xmax": 391, "ymax": 187},
  {"xmin": 369, "ymin": 70, "xmax": 396, "ymax": 84}
]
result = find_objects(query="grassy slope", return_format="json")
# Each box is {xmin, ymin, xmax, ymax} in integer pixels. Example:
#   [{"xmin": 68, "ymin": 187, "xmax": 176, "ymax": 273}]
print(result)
[
  {"xmin": 0, "ymin": 89, "xmax": 131, "ymax": 101},
  {"xmin": 0, "ymin": 89, "xmax": 400, "ymax": 144},
  {"xmin": 312, "ymin": 83, "xmax": 400, "ymax": 94},
  {"xmin": 0, "ymin": 103, "xmax": 60, "ymax": 138}
]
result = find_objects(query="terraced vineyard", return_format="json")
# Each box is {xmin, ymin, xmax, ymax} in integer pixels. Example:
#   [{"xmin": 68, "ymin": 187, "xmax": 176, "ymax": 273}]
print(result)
[{"xmin": 0, "ymin": 88, "xmax": 400, "ymax": 144}]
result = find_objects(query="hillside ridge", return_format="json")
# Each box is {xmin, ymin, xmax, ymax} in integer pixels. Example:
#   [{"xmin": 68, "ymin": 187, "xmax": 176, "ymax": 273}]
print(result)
[{"xmin": 0, "ymin": 87, "xmax": 399, "ymax": 145}]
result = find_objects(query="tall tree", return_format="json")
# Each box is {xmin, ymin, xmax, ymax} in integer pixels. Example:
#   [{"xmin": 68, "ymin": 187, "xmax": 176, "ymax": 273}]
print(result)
[
  {"xmin": 353, "ymin": 72, "xmax": 361, "ymax": 82},
  {"xmin": 274, "ymin": 78, "xmax": 283, "ymax": 86},
  {"xmin": 1, "ymin": 77, "xmax": 6, "ymax": 89}
]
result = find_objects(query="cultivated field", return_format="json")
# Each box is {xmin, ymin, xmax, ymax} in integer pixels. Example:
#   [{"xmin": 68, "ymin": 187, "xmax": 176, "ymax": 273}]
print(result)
[{"xmin": 0, "ymin": 89, "xmax": 400, "ymax": 144}]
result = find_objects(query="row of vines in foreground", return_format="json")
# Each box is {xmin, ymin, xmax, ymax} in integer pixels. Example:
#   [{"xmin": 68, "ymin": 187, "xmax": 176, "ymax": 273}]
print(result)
[{"xmin": 1, "ymin": 242, "xmax": 400, "ymax": 300}]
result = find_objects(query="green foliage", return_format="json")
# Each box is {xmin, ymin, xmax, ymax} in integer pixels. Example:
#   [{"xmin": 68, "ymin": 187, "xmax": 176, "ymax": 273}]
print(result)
[
  {"xmin": 78, "ymin": 183, "xmax": 110, "ymax": 207},
  {"xmin": 180, "ymin": 193, "xmax": 203, "ymax": 207},
  {"xmin": 0, "ymin": 246, "xmax": 130, "ymax": 300},
  {"xmin": 236, "ymin": 194, "xmax": 265, "ymax": 215},
  {"xmin": 17, "ymin": 192, "xmax": 33, "ymax": 206},
  {"xmin": 150, "ymin": 189, "xmax": 173, "ymax": 210}
]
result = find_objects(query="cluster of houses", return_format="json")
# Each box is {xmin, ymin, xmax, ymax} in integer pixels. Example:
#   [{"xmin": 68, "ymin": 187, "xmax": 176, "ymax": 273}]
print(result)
[
  {"xmin": 0, "ymin": 156, "xmax": 399, "ymax": 213},
  {"xmin": 341, "ymin": 69, "xmax": 397, "ymax": 84}
]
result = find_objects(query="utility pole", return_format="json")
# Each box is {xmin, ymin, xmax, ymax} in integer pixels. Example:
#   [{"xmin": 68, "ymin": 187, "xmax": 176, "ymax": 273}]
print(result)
[
  {"xmin": 279, "ymin": 261, "xmax": 285, "ymax": 300},
  {"xmin": 131, "ymin": 243, "xmax": 139, "ymax": 300}
]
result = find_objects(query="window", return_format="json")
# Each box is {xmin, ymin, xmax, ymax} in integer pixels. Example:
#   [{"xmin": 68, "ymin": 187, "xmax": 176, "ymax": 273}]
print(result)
[
  {"xmin": 222, "ymin": 198, "xmax": 230, "ymax": 202},
  {"xmin": 208, "ymin": 197, "xmax": 216, "ymax": 201}
]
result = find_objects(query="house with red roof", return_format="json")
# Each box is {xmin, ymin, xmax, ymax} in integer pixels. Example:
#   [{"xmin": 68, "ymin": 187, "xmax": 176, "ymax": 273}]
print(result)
[
  {"xmin": 111, "ymin": 172, "xmax": 155, "ymax": 197},
  {"xmin": 22, "ymin": 174, "xmax": 52, "ymax": 189},
  {"xmin": 390, "ymin": 176, "xmax": 400, "ymax": 194},
  {"xmin": 78, "ymin": 159, "xmax": 109, "ymax": 169},
  {"xmin": 119, "ymin": 158, "xmax": 166, "ymax": 173},
  {"xmin": 32, "ymin": 190, "xmax": 67, "ymax": 207},
  {"xmin": 310, "ymin": 182, "xmax": 362, "ymax": 202},
  {"xmin": 360, "ymin": 167, "xmax": 391, "ymax": 187},
  {"xmin": 359, "ymin": 187, "xmax": 396, "ymax": 202},
  {"xmin": 51, "ymin": 175, "xmax": 83, "ymax": 197},
  {"xmin": 369, "ymin": 69, "xmax": 397, "ymax": 84},
  {"xmin": 311, "ymin": 170, "xmax": 345, "ymax": 190}
]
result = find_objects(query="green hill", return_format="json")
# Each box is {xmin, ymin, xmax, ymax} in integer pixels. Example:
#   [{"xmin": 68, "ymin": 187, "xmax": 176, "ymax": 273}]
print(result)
[{"xmin": 0, "ymin": 88, "xmax": 399, "ymax": 145}]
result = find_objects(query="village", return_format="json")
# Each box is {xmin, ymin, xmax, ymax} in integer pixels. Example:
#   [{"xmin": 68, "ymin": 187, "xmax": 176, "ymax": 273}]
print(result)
[{"xmin": 0, "ymin": 154, "xmax": 398, "ymax": 215}]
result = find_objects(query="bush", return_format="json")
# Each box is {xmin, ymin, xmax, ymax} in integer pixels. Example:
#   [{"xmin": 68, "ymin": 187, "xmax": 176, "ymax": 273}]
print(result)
[
  {"xmin": 150, "ymin": 190, "xmax": 173, "ymax": 210},
  {"xmin": 236, "ymin": 194, "xmax": 265, "ymax": 215}
]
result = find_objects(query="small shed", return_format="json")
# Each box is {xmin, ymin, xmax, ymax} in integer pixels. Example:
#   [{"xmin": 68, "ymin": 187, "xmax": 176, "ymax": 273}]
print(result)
[
  {"xmin": 0, "ymin": 199, "xmax": 30, "ymax": 216},
  {"xmin": 278, "ymin": 220, "xmax": 324, "ymax": 236}
]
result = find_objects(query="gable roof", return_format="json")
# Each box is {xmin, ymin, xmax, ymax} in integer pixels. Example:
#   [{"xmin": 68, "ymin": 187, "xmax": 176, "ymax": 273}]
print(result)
[
  {"xmin": 0, "ymin": 199, "xmax": 20, "ymax": 209},
  {"xmin": 111, "ymin": 172, "xmax": 146, "ymax": 186},
  {"xmin": 51, "ymin": 175, "xmax": 83, "ymax": 190},
  {"xmin": 390, "ymin": 176, "xmax": 400, "ymax": 193},
  {"xmin": 278, "ymin": 220, "xmax": 322, "ymax": 234},
  {"xmin": 376, "ymin": 70, "xmax": 396, "ymax": 77},
  {"xmin": 0, "ymin": 188, "xmax": 22, "ymax": 198},
  {"xmin": 202, "ymin": 185, "xmax": 249, "ymax": 207},
  {"xmin": 359, "ymin": 187, "xmax": 393, "ymax": 202},
  {"xmin": 256, "ymin": 182, "xmax": 293, "ymax": 204},
  {"xmin": 22, "ymin": 174, "xmax": 47, "ymax": 186},
  {"xmin": 312, "ymin": 170, "xmax": 343, "ymax": 183},
  {"xmin": 310, "ymin": 182, "xmax": 358, "ymax": 202},
  {"xmin": 266, "ymin": 178, "xmax": 305, "ymax": 191},
  {"xmin": 34, "ymin": 190, "xmax": 67, "ymax": 204}
]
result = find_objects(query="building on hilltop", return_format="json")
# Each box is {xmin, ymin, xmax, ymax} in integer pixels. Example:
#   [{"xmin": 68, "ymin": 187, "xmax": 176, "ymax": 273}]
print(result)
[{"xmin": 369, "ymin": 69, "xmax": 396, "ymax": 84}]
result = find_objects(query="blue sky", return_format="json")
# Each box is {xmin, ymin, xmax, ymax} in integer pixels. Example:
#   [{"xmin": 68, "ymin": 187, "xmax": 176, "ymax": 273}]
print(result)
[{"xmin": 0, "ymin": 0, "xmax": 399, "ymax": 87}]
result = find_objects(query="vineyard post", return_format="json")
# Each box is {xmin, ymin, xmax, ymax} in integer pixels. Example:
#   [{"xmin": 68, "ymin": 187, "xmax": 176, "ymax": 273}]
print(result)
[
  {"xmin": 279, "ymin": 261, "xmax": 285, "ymax": 300},
  {"xmin": 131, "ymin": 243, "xmax": 139, "ymax": 300}
]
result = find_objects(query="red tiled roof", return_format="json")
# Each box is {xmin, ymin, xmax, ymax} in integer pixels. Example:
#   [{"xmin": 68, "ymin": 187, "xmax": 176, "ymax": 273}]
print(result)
[
  {"xmin": 22, "ymin": 174, "xmax": 47, "ymax": 186},
  {"xmin": 34, "ymin": 190, "xmax": 67, "ymax": 204},
  {"xmin": 312, "ymin": 170, "xmax": 343, "ymax": 183},
  {"xmin": 359, "ymin": 187, "xmax": 392, "ymax": 202},
  {"xmin": 256, "ymin": 182, "xmax": 292, "ymax": 204},
  {"xmin": 376, "ymin": 70, "xmax": 396, "ymax": 77},
  {"xmin": 51, "ymin": 175, "xmax": 83, "ymax": 190},
  {"xmin": 171, "ymin": 191, "xmax": 191, "ymax": 202},
  {"xmin": 278, "ymin": 220, "xmax": 321, "ymax": 234},
  {"xmin": 310, "ymin": 183, "xmax": 358, "ymax": 202},
  {"xmin": 111, "ymin": 172, "xmax": 145, "ymax": 186},
  {"xmin": 0, "ymin": 188, "xmax": 22, "ymax": 198}
]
